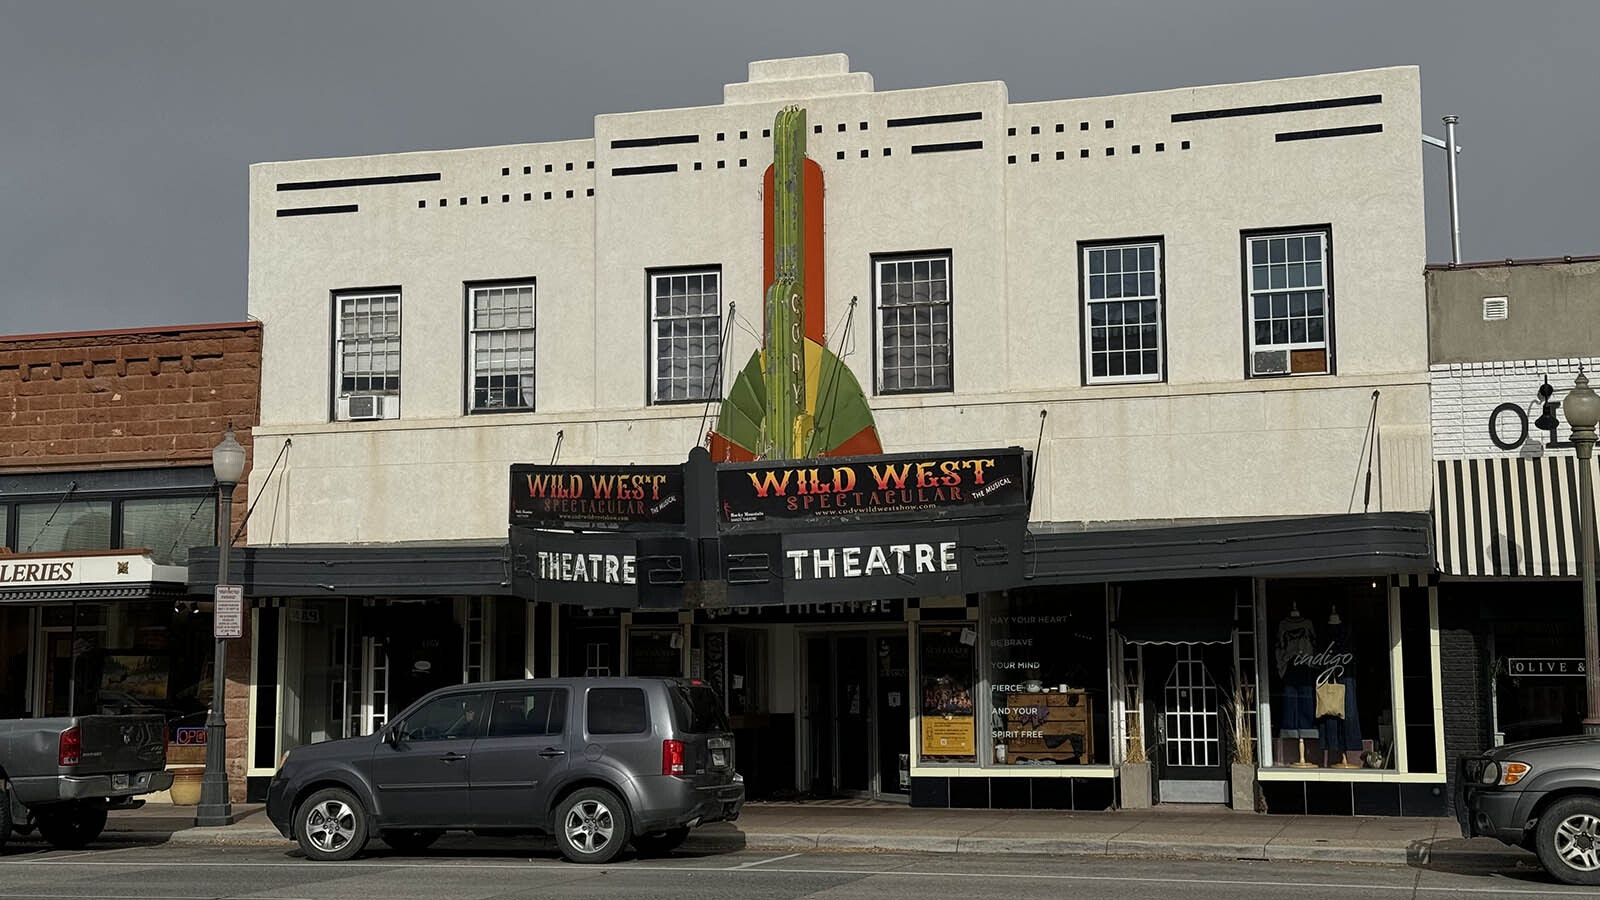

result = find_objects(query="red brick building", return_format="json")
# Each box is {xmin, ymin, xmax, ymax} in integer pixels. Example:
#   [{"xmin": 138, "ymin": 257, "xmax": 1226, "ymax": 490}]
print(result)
[{"xmin": 0, "ymin": 322, "xmax": 261, "ymax": 802}]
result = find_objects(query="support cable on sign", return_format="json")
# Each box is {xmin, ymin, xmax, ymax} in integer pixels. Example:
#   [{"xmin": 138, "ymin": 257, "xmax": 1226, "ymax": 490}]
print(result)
[
  {"xmin": 803, "ymin": 297, "xmax": 859, "ymax": 458},
  {"xmin": 21, "ymin": 480, "xmax": 78, "ymax": 553},
  {"xmin": 1348, "ymin": 390, "xmax": 1381, "ymax": 514},
  {"xmin": 696, "ymin": 301, "xmax": 735, "ymax": 449},
  {"xmin": 232, "ymin": 437, "xmax": 292, "ymax": 546}
]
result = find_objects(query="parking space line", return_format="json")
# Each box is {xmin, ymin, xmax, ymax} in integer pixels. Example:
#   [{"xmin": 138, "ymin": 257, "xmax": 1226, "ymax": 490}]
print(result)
[{"xmin": 731, "ymin": 852, "xmax": 801, "ymax": 869}]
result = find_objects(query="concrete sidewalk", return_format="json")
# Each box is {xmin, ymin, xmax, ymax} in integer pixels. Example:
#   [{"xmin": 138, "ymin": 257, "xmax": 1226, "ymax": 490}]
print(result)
[{"xmin": 75, "ymin": 800, "xmax": 1526, "ymax": 868}]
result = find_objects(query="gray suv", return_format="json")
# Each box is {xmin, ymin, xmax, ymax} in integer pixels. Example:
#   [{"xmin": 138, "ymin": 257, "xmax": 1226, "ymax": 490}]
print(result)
[
  {"xmin": 1458, "ymin": 734, "xmax": 1600, "ymax": 885},
  {"xmin": 265, "ymin": 677, "xmax": 743, "ymax": 864}
]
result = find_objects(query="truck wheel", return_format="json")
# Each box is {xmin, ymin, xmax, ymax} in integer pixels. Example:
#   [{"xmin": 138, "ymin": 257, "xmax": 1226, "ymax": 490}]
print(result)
[
  {"xmin": 1536, "ymin": 796, "xmax": 1600, "ymax": 886},
  {"xmin": 632, "ymin": 826, "xmax": 689, "ymax": 856},
  {"xmin": 295, "ymin": 787, "xmax": 368, "ymax": 862},
  {"xmin": 554, "ymin": 787, "xmax": 629, "ymax": 864},
  {"xmin": 36, "ymin": 806, "xmax": 107, "ymax": 850}
]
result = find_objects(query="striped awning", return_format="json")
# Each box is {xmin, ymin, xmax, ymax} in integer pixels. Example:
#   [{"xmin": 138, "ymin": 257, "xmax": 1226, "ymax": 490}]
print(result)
[{"xmin": 1435, "ymin": 455, "xmax": 1600, "ymax": 577}]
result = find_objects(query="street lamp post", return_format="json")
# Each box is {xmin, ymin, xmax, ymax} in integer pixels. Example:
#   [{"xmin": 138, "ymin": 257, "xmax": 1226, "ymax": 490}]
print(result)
[
  {"xmin": 1562, "ymin": 372, "xmax": 1600, "ymax": 735},
  {"xmin": 195, "ymin": 427, "xmax": 246, "ymax": 827}
]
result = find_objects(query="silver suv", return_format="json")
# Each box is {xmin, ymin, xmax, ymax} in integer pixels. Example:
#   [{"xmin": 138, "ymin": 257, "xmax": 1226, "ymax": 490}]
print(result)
[
  {"xmin": 265, "ymin": 677, "xmax": 743, "ymax": 864},
  {"xmin": 1458, "ymin": 734, "xmax": 1600, "ymax": 885}
]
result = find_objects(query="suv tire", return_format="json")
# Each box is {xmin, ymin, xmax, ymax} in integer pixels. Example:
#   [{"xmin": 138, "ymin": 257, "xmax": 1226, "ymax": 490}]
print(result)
[
  {"xmin": 295, "ymin": 787, "xmax": 368, "ymax": 862},
  {"xmin": 36, "ymin": 805, "xmax": 106, "ymax": 850},
  {"xmin": 632, "ymin": 826, "xmax": 689, "ymax": 856},
  {"xmin": 554, "ymin": 787, "xmax": 629, "ymax": 864},
  {"xmin": 1536, "ymin": 795, "xmax": 1600, "ymax": 886},
  {"xmin": 380, "ymin": 828, "xmax": 442, "ymax": 853}
]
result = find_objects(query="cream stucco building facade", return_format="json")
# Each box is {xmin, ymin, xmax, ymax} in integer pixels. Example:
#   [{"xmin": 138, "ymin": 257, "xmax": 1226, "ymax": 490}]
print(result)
[{"xmin": 230, "ymin": 55, "xmax": 1444, "ymax": 814}]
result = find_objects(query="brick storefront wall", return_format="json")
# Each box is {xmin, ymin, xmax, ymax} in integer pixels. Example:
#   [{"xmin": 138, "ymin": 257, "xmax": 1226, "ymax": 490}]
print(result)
[{"xmin": 0, "ymin": 322, "xmax": 262, "ymax": 802}]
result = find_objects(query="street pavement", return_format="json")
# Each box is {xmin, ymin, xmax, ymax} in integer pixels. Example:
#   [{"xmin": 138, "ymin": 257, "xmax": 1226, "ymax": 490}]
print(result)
[{"xmin": 73, "ymin": 799, "xmax": 1530, "ymax": 868}]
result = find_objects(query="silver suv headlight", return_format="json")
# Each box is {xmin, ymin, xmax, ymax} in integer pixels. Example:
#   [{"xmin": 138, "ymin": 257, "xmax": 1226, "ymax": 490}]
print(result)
[{"xmin": 1481, "ymin": 760, "xmax": 1531, "ymax": 786}]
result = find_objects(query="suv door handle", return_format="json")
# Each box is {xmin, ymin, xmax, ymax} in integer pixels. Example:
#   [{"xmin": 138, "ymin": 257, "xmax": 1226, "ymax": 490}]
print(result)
[
  {"xmin": 538, "ymin": 747, "xmax": 567, "ymax": 759},
  {"xmin": 438, "ymin": 752, "xmax": 469, "ymax": 762}
]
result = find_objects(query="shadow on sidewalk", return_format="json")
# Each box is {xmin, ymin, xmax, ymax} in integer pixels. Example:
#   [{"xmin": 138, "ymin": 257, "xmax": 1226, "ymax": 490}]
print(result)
[{"xmin": 1405, "ymin": 837, "xmax": 1551, "ymax": 883}]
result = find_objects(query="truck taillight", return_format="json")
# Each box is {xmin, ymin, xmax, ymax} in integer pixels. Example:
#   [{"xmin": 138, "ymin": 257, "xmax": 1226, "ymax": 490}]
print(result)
[
  {"xmin": 58, "ymin": 726, "xmax": 81, "ymax": 767},
  {"xmin": 662, "ymin": 739, "xmax": 685, "ymax": 776}
]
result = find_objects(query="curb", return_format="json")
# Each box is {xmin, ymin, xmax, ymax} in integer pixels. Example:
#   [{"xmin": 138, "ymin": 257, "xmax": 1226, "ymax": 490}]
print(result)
[{"xmin": 84, "ymin": 826, "xmax": 1528, "ymax": 869}]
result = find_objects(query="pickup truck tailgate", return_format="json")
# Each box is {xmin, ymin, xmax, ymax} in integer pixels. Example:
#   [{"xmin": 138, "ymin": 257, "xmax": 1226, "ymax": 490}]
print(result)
[{"xmin": 74, "ymin": 715, "xmax": 167, "ymax": 774}]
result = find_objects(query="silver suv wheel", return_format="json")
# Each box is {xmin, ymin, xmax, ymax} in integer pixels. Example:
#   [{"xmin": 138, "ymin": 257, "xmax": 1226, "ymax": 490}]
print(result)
[
  {"xmin": 554, "ymin": 787, "xmax": 630, "ymax": 864},
  {"xmin": 1536, "ymin": 796, "xmax": 1600, "ymax": 885},
  {"xmin": 296, "ymin": 787, "xmax": 368, "ymax": 862}
]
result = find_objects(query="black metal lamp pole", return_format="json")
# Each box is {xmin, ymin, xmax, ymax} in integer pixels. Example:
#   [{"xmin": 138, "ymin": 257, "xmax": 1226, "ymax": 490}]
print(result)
[
  {"xmin": 1563, "ymin": 373, "xmax": 1600, "ymax": 736},
  {"xmin": 195, "ymin": 427, "xmax": 245, "ymax": 827}
]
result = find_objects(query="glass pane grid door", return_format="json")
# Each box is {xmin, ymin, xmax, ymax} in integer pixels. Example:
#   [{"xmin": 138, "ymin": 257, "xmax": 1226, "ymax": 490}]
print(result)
[{"xmin": 1164, "ymin": 646, "xmax": 1221, "ymax": 769}]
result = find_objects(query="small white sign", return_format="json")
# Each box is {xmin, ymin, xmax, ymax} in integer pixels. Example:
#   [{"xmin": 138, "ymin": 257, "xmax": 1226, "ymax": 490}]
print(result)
[{"xmin": 214, "ymin": 584, "xmax": 244, "ymax": 639}]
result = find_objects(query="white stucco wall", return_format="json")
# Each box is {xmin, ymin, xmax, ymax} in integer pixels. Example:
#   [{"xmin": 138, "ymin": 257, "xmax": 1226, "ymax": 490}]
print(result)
[{"xmin": 246, "ymin": 55, "xmax": 1431, "ymax": 546}]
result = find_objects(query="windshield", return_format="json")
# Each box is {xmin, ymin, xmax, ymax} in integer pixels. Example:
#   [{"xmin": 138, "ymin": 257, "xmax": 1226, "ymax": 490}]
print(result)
[{"xmin": 669, "ymin": 684, "xmax": 729, "ymax": 734}]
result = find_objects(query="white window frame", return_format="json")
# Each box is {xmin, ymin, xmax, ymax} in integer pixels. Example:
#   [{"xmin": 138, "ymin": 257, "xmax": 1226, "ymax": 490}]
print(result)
[
  {"xmin": 1082, "ymin": 241, "xmax": 1164, "ymax": 384},
  {"xmin": 333, "ymin": 289, "xmax": 401, "ymax": 421},
  {"xmin": 649, "ymin": 268, "xmax": 722, "ymax": 405},
  {"xmin": 874, "ymin": 252, "xmax": 953, "ymax": 395},
  {"xmin": 1246, "ymin": 230, "xmax": 1331, "ymax": 377},
  {"xmin": 466, "ymin": 281, "xmax": 536, "ymax": 413}
]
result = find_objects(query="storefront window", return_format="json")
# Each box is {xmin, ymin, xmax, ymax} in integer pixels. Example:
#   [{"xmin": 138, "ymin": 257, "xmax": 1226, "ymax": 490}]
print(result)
[
  {"xmin": 1263, "ymin": 579, "xmax": 1392, "ymax": 769},
  {"xmin": 17, "ymin": 501, "xmax": 112, "ymax": 553},
  {"xmin": 627, "ymin": 628, "xmax": 683, "ymax": 677},
  {"xmin": 987, "ymin": 587, "xmax": 1109, "ymax": 766},
  {"xmin": 0, "ymin": 607, "xmax": 30, "ymax": 717},
  {"xmin": 918, "ymin": 623, "xmax": 977, "ymax": 764},
  {"xmin": 122, "ymin": 496, "xmax": 216, "ymax": 565}
]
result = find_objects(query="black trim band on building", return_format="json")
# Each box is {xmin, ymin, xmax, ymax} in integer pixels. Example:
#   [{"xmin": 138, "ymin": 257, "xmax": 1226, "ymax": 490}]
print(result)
[
  {"xmin": 1171, "ymin": 94, "xmax": 1383, "ymax": 123},
  {"xmin": 1275, "ymin": 124, "xmax": 1384, "ymax": 142},
  {"xmin": 1021, "ymin": 512, "xmax": 1433, "ymax": 584},
  {"xmin": 0, "ymin": 583, "xmax": 188, "ymax": 604},
  {"xmin": 276, "ymin": 205, "xmax": 358, "ymax": 217},
  {"xmin": 186, "ymin": 543, "xmax": 511, "ymax": 597}
]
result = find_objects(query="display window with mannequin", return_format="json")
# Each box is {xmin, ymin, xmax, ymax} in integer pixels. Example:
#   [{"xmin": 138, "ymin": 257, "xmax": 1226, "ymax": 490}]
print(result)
[{"xmin": 1263, "ymin": 579, "xmax": 1393, "ymax": 770}]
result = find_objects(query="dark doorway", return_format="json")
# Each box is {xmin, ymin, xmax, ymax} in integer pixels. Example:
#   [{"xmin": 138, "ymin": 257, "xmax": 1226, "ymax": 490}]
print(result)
[
  {"xmin": 1146, "ymin": 642, "xmax": 1232, "ymax": 804},
  {"xmin": 805, "ymin": 631, "xmax": 908, "ymax": 799}
]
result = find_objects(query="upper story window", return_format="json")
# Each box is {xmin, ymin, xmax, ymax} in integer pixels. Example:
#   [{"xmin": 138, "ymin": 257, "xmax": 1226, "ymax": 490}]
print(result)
[
  {"xmin": 1083, "ymin": 241, "xmax": 1163, "ymax": 384},
  {"xmin": 1246, "ymin": 229, "xmax": 1331, "ymax": 377},
  {"xmin": 334, "ymin": 289, "xmax": 401, "ymax": 421},
  {"xmin": 875, "ymin": 252, "xmax": 952, "ymax": 394},
  {"xmin": 650, "ymin": 268, "xmax": 722, "ymax": 404},
  {"xmin": 2, "ymin": 476, "xmax": 216, "ymax": 566},
  {"xmin": 468, "ymin": 281, "xmax": 536, "ymax": 413}
]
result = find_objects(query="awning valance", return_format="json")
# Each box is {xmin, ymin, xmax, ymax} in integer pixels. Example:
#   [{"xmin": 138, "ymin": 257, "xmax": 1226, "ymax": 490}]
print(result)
[
  {"xmin": 1434, "ymin": 455, "xmax": 1600, "ymax": 577},
  {"xmin": 1114, "ymin": 592, "xmax": 1237, "ymax": 645}
]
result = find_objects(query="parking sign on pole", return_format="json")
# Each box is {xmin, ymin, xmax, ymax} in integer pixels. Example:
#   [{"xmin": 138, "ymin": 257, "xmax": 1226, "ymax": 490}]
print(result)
[{"xmin": 214, "ymin": 584, "xmax": 244, "ymax": 639}]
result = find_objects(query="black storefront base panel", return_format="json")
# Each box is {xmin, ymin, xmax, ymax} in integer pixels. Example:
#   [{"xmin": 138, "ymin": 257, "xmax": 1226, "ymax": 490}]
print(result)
[
  {"xmin": 910, "ymin": 776, "xmax": 1115, "ymax": 811},
  {"xmin": 1259, "ymin": 780, "xmax": 1448, "ymax": 817}
]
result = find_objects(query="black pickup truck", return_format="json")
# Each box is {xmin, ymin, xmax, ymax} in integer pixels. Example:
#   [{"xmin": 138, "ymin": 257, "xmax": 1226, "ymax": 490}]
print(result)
[
  {"xmin": 1458, "ymin": 734, "xmax": 1600, "ymax": 885},
  {"xmin": 0, "ymin": 714, "xmax": 172, "ymax": 850}
]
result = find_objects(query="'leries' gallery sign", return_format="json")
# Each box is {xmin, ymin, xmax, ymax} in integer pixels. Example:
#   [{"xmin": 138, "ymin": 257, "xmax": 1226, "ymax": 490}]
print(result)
[
  {"xmin": 509, "ymin": 464, "xmax": 686, "ymax": 531},
  {"xmin": 717, "ymin": 448, "xmax": 1029, "ymax": 527}
]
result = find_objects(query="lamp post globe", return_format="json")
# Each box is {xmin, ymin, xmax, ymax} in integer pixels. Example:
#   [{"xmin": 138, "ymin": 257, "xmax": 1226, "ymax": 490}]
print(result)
[
  {"xmin": 1564, "ymin": 373, "xmax": 1600, "ymax": 736},
  {"xmin": 196, "ymin": 427, "xmax": 244, "ymax": 827}
]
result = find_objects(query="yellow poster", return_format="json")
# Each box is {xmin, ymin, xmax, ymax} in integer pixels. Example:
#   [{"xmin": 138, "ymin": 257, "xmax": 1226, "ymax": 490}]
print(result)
[{"xmin": 920, "ymin": 716, "xmax": 975, "ymax": 756}]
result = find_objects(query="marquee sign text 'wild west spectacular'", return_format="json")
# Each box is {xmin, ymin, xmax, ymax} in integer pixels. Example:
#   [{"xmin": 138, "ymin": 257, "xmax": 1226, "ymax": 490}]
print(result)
[
  {"xmin": 719, "ymin": 448, "xmax": 1029, "ymax": 524},
  {"xmin": 509, "ymin": 464, "xmax": 685, "ymax": 531}
]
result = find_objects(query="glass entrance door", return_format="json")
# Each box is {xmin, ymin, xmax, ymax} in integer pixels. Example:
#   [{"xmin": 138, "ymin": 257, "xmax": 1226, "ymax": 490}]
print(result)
[
  {"xmin": 1148, "ymin": 642, "xmax": 1231, "ymax": 803},
  {"xmin": 804, "ymin": 631, "xmax": 908, "ymax": 800}
]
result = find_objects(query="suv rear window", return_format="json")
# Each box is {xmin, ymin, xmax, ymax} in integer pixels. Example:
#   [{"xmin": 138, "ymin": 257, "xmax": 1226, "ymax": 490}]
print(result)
[
  {"xmin": 587, "ymin": 687, "xmax": 649, "ymax": 734},
  {"xmin": 670, "ymin": 684, "xmax": 729, "ymax": 734}
]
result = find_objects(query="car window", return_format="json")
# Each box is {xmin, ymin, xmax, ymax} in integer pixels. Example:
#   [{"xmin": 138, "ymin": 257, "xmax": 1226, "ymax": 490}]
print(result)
[
  {"xmin": 486, "ymin": 688, "xmax": 567, "ymax": 737},
  {"xmin": 587, "ymin": 687, "xmax": 649, "ymax": 735},
  {"xmin": 670, "ymin": 684, "xmax": 729, "ymax": 733},
  {"xmin": 396, "ymin": 692, "xmax": 485, "ymax": 742}
]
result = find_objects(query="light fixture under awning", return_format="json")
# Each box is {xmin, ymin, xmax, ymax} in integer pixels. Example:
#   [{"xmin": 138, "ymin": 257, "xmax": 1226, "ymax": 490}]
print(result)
[{"xmin": 1114, "ymin": 593, "xmax": 1237, "ymax": 645}]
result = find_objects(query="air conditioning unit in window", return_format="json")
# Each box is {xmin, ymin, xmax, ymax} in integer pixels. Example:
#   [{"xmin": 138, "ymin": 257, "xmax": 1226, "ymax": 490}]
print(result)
[
  {"xmin": 1252, "ymin": 349, "xmax": 1290, "ymax": 376},
  {"xmin": 343, "ymin": 394, "xmax": 394, "ymax": 421}
]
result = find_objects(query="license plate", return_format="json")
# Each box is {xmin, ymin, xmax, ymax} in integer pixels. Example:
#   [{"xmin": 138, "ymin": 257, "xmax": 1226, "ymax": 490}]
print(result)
[{"xmin": 711, "ymin": 749, "xmax": 727, "ymax": 768}]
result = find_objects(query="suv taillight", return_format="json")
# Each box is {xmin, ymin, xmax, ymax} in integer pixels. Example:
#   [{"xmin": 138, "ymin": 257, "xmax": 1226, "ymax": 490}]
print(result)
[
  {"xmin": 662, "ymin": 739, "xmax": 685, "ymax": 776},
  {"xmin": 58, "ymin": 726, "xmax": 81, "ymax": 767}
]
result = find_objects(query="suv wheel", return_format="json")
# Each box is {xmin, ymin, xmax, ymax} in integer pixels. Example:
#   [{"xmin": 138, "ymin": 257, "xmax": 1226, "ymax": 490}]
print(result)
[
  {"xmin": 555, "ymin": 787, "xmax": 629, "ymax": 864},
  {"xmin": 1536, "ymin": 796, "xmax": 1600, "ymax": 885},
  {"xmin": 295, "ymin": 787, "xmax": 368, "ymax": 862},
  {"xmin": 632, "ymin": 826, "xmax": 690, "ymax": 856}
]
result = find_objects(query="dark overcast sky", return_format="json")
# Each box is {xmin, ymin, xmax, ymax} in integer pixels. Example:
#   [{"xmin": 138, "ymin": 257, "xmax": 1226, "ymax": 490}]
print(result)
[{"xmin": 1, "ymin": 0, "xmax": 1595, "ymax": 336}]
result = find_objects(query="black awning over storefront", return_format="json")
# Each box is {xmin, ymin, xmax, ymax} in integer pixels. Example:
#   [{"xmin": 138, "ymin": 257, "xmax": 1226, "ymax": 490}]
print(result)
[
  {"xmin": 1022, "ymin": 511, "xmax": 1433, "ymax": 585},
  {"xmin": 186, "ymin": 542, "xmax": 511, "ymax": 597},
  {"xmin": 1114, "ymin": 591, "xmax": 1238, "ymax": 645}
]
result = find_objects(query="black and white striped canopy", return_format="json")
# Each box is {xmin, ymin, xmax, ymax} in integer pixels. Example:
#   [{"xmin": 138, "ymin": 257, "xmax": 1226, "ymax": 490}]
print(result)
[{"xmin": 1434, "ymin": 455, "xmax": 1599, "ymax": 577}]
